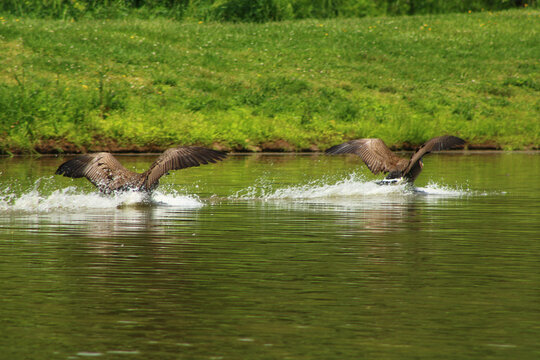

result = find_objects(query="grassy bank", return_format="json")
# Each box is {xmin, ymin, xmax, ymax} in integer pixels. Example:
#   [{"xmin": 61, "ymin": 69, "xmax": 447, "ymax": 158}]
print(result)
[
  {"xmin": 1, "ymin": 0, "xmax": 534, "ymax": 21},
  {"xmin": 0, "ymin": 9, "xmax": 539, "ymax": 154}
]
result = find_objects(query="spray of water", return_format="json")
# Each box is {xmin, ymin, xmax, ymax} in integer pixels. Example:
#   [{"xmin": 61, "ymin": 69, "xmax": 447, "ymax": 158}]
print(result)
[
  {"xmin": 232, "ymin": 173, "xmax": 470, "ymax": 201},
  {"xmin": 1, "ymin": 173, "xmax": 475, "ymax": 213},
  {"xmin": 0, "ymin": 178, "xmax": 203, "ymax": 213}
]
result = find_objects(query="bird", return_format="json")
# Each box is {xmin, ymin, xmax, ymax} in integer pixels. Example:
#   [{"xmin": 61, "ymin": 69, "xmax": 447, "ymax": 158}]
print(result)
[
  {"xmin": 325, "ymin": 135, "xmax": 465, "ymax": 184},
  {"xmin": 55, "ymin": 146, "xmax": 227, "ymax": 194}
]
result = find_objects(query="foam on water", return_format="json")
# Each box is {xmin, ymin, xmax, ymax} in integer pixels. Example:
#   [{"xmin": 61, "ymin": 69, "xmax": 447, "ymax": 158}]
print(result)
[
  {"xmin": 0, "ymin": 180, "xmax": 203, "ymax": 213},
  {"xmin": 414, "ymin": 182, "xmax": 471, "ymax": 197},
  {"xmin": 1, "ymin": 174, "xmax": 474, "ymax": 213},
  {"xmin": 233, "ymin": 173, "xmax": 470, "ymax": 201},
  {"xmin": 151, "ymin": 189, "xmax": 203, "ymax": 208}
]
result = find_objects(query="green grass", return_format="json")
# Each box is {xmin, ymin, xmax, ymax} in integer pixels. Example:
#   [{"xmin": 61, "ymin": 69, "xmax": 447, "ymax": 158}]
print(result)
[
  {"xmin": 1, "ymin": 0, "xmax": 533, "ymax": 21},
  {"xmin": 0, "ymin": 9, "xmax": 539, "ymax": 153}
]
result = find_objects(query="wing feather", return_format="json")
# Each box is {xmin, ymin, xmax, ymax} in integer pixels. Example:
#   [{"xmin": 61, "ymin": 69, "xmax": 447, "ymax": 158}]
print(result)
[
  {"xmin": 405, "ymin": 135, "xmax": 465, "ymax": 175},
  {"xmin": 326, "ymin": 139, "xmax": 406, "ymax": 175},
  {"xmin": 144, "ymin": 146, "xmax": 226, "ymax": 190},
  {"xmin": 55, "ymin": 153, "xmax": 135, "ymax": 192}
]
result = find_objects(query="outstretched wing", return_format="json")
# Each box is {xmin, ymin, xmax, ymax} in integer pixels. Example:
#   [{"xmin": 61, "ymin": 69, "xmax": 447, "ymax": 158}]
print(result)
[
  {"xmin": 405, "ymin": 135, "xmax": 466, "ymax": 174},
  {"xmin": 326, "ymin": 138, "xmax": 406, "ymax": 175},
  {"xmin": 143, "ymin": 146, "xmax": 227, "ymax": 190},
  {"xmin": 55, "ymin": 153, "xmax": 135, "ymax": 192}
]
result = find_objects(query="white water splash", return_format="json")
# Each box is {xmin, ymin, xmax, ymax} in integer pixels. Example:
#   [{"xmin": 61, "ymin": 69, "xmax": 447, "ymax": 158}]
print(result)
[
  {"xmin": 414, "ymin": 181, "xmax": 470, "ymax": 197},
  {"xmin": 233, "ymin": 174, "xmax": 470, "ymax": 201},
  {"xmin": 0, "ymin": 182, "xmax": 203, "ymax": 213},
  {"xmin": 0, "ymin": 173, "xmax": 474, "ymax": 213},
  {"xmin": 151, "ymin": 189, "xmax": 203, "ymax": 208}
]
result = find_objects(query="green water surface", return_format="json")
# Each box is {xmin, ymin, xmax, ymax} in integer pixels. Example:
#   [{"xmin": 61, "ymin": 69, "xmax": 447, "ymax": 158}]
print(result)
[{"xmin": 0, "ymin": 153, "xmax": 539, "ymax": 360}]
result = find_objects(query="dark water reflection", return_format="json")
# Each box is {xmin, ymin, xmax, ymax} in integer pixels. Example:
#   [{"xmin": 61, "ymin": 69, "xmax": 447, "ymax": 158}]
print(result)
[{"xmin": 0, "ymin": 153, "xmax": 539, "ymax": 359}]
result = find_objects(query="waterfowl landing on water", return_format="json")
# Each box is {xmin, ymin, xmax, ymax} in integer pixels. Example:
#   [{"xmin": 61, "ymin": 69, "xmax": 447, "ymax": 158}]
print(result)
[
  {"xmin": 325, "ymin": 135, "xmax": 465, "ymax": 184},
  {"xmin": 55, "ymin": 146, "xmax": 227, "ymax": 194}
]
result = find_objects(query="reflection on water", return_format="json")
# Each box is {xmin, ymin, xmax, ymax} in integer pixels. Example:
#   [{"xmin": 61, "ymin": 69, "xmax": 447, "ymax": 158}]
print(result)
[{"xmin": 0, "ymin": 153, "xmax": 539, "ymax": 359}]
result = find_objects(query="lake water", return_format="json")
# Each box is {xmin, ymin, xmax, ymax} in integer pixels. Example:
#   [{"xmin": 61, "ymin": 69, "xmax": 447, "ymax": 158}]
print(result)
[{"xmin": 1, "ymin": 152, "xmax": 539, "ymax": 360}]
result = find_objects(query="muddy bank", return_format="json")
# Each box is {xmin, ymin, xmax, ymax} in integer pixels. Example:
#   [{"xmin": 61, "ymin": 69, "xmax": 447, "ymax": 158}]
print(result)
[
  {"xmin": 3, "ymin": 138, "xmax": 538, "ymax": 155},
  {"xmin": 0, "ymin": 140, "xmax": 527, "ymax": 155}
]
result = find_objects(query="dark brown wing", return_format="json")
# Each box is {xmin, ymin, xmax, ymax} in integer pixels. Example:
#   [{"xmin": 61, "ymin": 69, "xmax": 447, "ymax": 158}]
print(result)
[
  {"xmin": 326, "ymin": 138, "xmax": 407, "ymax": 175},
  {"xmin": 55, "ymin": 153, "xmax": 137, "ymax": 192},
  {"xmin": 405, "ymin": 135, "xmax": 466, "ymax": 175},
  {"xmin": 143, "ymin": 146, "xmax": 227, "ymax": 190}
]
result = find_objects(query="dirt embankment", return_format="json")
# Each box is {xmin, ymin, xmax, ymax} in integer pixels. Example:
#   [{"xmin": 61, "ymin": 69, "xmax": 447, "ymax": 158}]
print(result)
[{"xmin": 5, "ymin": 138, "xmax": 536, "ymax": 155}]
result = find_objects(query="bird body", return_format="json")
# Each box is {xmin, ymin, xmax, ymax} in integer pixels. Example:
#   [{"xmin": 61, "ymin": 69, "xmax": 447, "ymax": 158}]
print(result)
[
  {"xmin": 325, "ymin": 135, "xmax": 465, "ymax": 184},
  {"xmin": 55, "ymin": 146, "xmax": 226, "ymax": 194}
]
